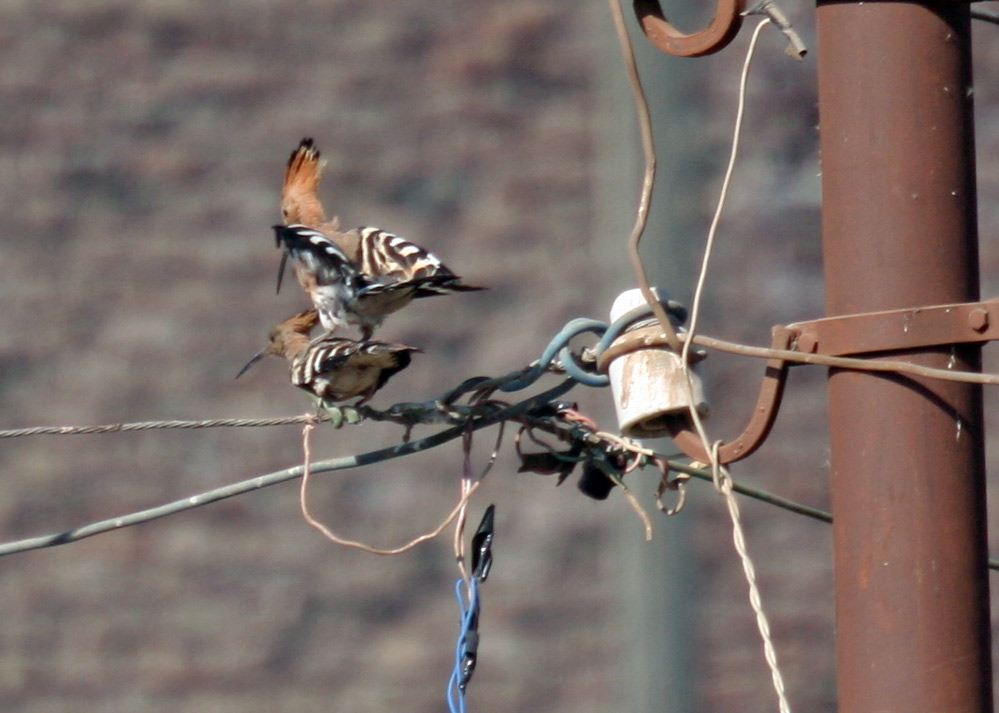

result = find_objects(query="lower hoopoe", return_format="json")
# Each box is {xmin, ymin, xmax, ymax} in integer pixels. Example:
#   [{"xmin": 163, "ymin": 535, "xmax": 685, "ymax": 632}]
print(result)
[{"xmin": 237, "ymin": 308, "xmax": 421, "ymax": 423}]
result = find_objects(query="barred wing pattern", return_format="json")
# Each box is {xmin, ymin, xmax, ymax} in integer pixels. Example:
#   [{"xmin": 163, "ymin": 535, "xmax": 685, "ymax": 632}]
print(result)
[
  {"xmin": 355, "ymin": 226, "xmax": 485, "ymax": 297},
  {"xmin": 273, "ymin": 224, "xmax": 374, "ymax": 334},
  {"xmin": 273, "ymin": 224, "xmax": 362, "ymax": 289},
  {"xmin": 291, "ymin": 336, "xmax": 420, "ymax": 404},
  {"xmin": 275, "ymin": 224, "xmax": 480, "ymax": 337}
]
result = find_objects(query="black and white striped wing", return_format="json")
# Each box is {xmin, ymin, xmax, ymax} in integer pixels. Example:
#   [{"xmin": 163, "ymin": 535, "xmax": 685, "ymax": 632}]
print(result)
[
  {"xmin": 274, "ymin": 224, "xmax": 367, "ymax": 289},
  {"xmin": 292, "ymin": 337, "xmax": 419, "ymax": 402},
  {"xmin": 356, "ymin": 227, "xmax": 448, "ymax": 281},
  {"xmin": 355, "ymin": 227, "xmax": 486, "ymax": 295},
  {"xmin": 291, "ymin": 339, "xmax": 354, "ymax": 387}
]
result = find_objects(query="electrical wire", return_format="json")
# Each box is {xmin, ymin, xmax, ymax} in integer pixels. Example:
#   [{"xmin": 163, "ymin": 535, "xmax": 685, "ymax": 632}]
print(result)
[{"xmin": 0, "ymin": 380, "xmax": 574, "ymax": 559}]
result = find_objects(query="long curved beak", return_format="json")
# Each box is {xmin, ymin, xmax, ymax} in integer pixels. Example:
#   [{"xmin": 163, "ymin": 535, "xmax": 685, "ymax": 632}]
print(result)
[
  {"xmin": 235, "ymin": 349, "xmax": 267, "ymax": 379},
  {"xmin": 276, "ymin": 251, "xmax": 289, "ymax": 294}
]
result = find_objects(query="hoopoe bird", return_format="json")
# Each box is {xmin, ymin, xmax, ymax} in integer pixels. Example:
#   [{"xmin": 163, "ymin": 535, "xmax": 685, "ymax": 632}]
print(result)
[
  {"xmin": 274, "ymin": 223, "xmax": 478, "ymax": 340},
  {"xmin": 277, "ymin": 138, "xmax": 485, "ymax": 337},
  {"xmin": 237, "ymin": 308, "xmax": 421, "ymax": 420}
]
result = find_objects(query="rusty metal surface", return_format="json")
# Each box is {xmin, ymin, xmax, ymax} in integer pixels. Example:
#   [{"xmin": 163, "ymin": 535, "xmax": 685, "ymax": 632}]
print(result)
[
  {"xmin": 817, "ymin": 3, "xmax": 992, "ymax": 713},
  {"xmin": 665, "ymin": 327, "xmax": 794, "ymax": 465},
  {"xmin": 596, "ymin": 325, "xmax": 706, "ymax": 373},
  {"xmin": 787, "ymin": 299, "xmax": 999, "ymax": 356},
  {"xmin": 633, "ymin": 0, "xmax": 743, "ymax": 57}
]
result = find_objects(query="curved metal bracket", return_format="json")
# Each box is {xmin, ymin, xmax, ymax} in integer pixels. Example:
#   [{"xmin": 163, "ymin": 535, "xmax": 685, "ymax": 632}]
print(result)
[
  {"xmin": 598, "ymin": 324, "xmax": 792, "ymax": 465},
  {"xmin": 666, "ymin": 326, "xmax": 793, "ymax": 464},
  {"xmin": 633, "ymin": 0, "xmax": 744, "ymax": 58}
]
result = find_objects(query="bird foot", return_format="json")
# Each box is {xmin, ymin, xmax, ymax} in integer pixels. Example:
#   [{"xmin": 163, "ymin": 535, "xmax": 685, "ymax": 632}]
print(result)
[{"xmin": 316, "ymin": 402, "xmax": 362, "ymax": 428}]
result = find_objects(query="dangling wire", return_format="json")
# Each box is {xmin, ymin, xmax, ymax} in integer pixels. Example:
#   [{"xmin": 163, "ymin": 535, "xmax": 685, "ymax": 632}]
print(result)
[
  {"xmin": 447, "ymin": 505, "xmax": 495, "ymax": 713},
  {"xmin": 676, "ymin": 19, "xmax": 794, "ymax": 713}
]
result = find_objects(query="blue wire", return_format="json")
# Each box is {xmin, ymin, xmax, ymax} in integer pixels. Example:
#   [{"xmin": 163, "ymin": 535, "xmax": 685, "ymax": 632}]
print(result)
[
  {"xmin": 478, "ymin": 302, "xmax": 684, "ymax": 396},
  {"xmin": 559, "ymin": 346, "xmax": 610, "ymax": 386},
  {"xmin": 595, "ymin": 301, "xmax": 685, "ymax": 356},
  {"xmin": 500, "ymin": 318, "xmax": 611, "ymax": 391},
  {"xmin": 447, "ymin": 578, "xmax": 480, "ymax": 713}
]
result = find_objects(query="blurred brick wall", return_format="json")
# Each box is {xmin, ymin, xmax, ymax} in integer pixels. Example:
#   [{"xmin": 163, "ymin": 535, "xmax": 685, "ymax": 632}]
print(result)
[{"xmin": 0, "ymin": 3, "xmax": 997, "ymax": 712}]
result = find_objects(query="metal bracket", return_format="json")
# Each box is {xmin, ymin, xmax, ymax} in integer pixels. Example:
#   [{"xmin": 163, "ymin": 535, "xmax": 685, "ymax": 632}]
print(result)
[
  {"xmin": 666, "ymin": 326, "xmax": 792, "ymax": 465},
  {"xmin": 660, "ymin": 299, "xmax": 999, "ymax": 465},
  {"xmin": 785, "ymin": 299, "xmax": 999, "ymax": 356},
  {"xmin": 633, "ymin": 0, "xmax": 744, "ymax": 58}
]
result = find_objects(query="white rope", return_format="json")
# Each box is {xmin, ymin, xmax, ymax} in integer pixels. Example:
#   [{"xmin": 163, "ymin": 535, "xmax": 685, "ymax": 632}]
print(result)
[{"xmin": 681, "ymin": 19, "xmax": 793, "ymax": 713}]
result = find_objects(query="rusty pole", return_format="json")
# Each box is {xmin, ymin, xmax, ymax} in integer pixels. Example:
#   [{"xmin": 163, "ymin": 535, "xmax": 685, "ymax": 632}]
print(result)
[{"xmin": 817, "ymin": 3, "xmax": 992, "ymax": 712}]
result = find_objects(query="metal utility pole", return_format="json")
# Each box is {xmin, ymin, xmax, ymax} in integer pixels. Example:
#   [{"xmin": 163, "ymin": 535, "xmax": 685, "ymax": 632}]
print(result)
[
  {"xmin": 628, "ymin": 1, "xmax": 992, "ymax": 708},
  {"xmin": 817, "ymin": 3, "xmax": 993, "ymax": 712}
]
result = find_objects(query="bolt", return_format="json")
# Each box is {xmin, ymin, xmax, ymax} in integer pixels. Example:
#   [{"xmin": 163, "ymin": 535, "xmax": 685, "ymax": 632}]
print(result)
[
  {"xmin": 968, "ymin": 308, "xmax": 989, "ymax": 332},
  {"xmin": 797, "ymin": 332, "xmax": 819, "ymax": 353}
]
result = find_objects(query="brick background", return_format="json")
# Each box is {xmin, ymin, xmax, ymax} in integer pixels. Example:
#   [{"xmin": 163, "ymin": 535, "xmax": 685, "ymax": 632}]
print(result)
[{"xmin": 0, "ymin": 2, "xmax": 996, "ymax": 712}]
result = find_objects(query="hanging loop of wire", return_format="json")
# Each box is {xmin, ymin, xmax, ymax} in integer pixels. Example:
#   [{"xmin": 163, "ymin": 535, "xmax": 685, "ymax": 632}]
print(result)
[
  {"xmin": 500, "ymin": 318, "xmax": 612, "ymax": 391},
  {"xmin": 501, "ymin": 304, "xmax": 693, "ymax": 393}
]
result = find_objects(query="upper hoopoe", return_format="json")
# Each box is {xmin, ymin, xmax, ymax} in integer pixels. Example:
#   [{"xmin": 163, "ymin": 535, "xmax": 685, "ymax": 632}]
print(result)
[
  {"xmin": 278, "ymin": 138, "xmax": 485, "ymax": 336},
  {"xmin": 236, "ymin": 308, "xmax": 421, "ymax": 410},
  {"xmin": 274, "ymin": 223, "xmax": 477, "ymax": 340}
]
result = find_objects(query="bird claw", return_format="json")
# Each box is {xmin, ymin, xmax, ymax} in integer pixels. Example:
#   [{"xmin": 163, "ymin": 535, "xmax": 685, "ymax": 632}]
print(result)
[
  {"xmin": 314, "ymin": 402, "xmax": 344, "ymax": 428},
  {"xmin": 316, "ymin": 402, "xmax": 362, "ymax": 428}
]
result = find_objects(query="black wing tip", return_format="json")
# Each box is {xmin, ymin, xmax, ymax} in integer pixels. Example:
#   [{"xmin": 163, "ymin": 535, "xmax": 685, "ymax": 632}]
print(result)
[
  {"xmin": 411, "ymin": 277, "xmax": 488, "ymax": 298},
  {"xmin": 391, "ymin": 346, "xmax": 423, "ymax": 371},
  {"xmin": 395, "ymin": 350, "xmax": 414, "ymax": 370},
  {"xmin": 273, "ymin": 223, "xmax": 311, "ymax": 245},
  {"xmin": 380, "ymin": 349, "xmax": 417, "ymax": 387}
]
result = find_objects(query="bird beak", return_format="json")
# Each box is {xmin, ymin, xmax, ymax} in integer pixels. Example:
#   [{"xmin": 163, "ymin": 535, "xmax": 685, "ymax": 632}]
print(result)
[
  {"xmin": 276, "ymin": 250, "xmax": 289, "ymax": 295},
  {"xmin": 235, "ymin": 349, "xmax": 267, "ymax": 379}
]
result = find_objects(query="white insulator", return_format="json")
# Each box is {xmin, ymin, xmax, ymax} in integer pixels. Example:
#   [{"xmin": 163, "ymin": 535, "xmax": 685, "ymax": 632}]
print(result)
[{"xmin": 607, "ymin": 288, "xmax": 709, "ymax": 439}]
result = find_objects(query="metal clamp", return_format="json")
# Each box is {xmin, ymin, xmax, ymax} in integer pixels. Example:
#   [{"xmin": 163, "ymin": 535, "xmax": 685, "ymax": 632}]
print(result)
[
  {"xmin": 786, "ymin": 299, "xmax": 999, "ymax": 356},
  {"xmin": 663, "ymin": 299, "xmax": 999, "ymax": 464}
]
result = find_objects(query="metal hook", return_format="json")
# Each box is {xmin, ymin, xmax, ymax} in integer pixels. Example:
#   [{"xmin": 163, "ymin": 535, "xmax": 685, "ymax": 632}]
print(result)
[{"xmin": 633, "ymin": 0, "xmax": 744, "ymax": 57}]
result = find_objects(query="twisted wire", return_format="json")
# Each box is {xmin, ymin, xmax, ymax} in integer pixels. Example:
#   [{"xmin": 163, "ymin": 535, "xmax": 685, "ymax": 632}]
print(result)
[
  {"xmin": 0, "ymin": 415, "xmax": 317, "ymax": 439},
  {"xmin": 684, "ymin": 20, "xmax": 792, "ymax": 713},
  {"xmin": 447, "ymin": 577, "xmax": 480, "ymax": 713}
]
